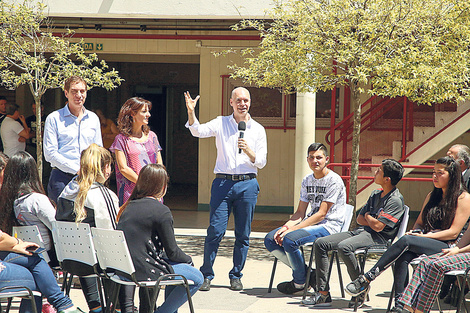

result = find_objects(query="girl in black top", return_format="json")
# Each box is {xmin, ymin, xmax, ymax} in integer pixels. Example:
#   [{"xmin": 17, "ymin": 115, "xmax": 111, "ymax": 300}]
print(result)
[{"xmin": 117, "ymin": 164, "xmax": 203, "ymax": 313}]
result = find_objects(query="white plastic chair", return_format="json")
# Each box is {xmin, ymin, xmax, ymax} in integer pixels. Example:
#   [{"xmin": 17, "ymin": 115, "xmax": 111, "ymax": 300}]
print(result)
[
  {"xmin": 267, "ymin": 204, "xmax": 355, "ymax": 296},
  {"xmin": 12, "ymin": 225, "xmax": 50, "ymax": 263},
  {"xmin": 90, "ymin": 227, "xmax": 195, "ymax": 313},
  {"xmin": 51, "ymin": 221, "xmax": 105, "ymax": 304}
]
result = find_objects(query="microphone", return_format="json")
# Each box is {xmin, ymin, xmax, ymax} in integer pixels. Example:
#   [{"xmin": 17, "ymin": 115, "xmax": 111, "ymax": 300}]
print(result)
[{"xmin": 238, "ymin": 121, "xmax": 246, "ymax": 154}]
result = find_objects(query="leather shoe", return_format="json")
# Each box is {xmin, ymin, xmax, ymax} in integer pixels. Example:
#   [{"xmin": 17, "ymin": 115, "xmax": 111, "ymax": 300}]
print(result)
[
  {"xmin": 200, "ymin": 278, "xmax": 211, "ymax": 291},
  {"xmin": 229, "ymin": 278, "xmax": 243, "ymax": 291}
]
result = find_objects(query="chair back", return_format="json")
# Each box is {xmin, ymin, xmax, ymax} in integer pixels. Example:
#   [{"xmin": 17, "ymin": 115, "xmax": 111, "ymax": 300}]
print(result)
[
  {"xmin": 12, "ymin": 225, "xmax": 50, "ymax": 263},
  {"xmin": 91, "ymin": 228, "xmax": 136, "ymax": 281},
  {"xmin": 51, "ymin": 221, "xmax": 98, "ymax": 275},
  {"xmin": 395, "ymin": 205, "xmax": 410, "ymax": 240},
  {"xmin": 341, "ymin": 204, "xmax": 355, "ymax": 232}
]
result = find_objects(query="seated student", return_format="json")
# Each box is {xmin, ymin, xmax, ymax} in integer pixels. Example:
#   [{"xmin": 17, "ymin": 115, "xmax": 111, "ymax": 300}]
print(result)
[
  {"xmin": 56, "ymin": 144, "xmax": 132, "ymax": 313},
  {"xmin": 264, "ymin": 142, "xmax": 347, "ymax": 294},
  {"xmin": 345, "ymin": 156, "xmax": 470, "ymax": 312},
  {"xmin": 398, "ymin": 224, "xmax": 470, "ymax": 313},
  {"xmin": 0, "ymin": 151, "xmax": 58, "ymax": 266},
  {"xmin": 0, "ymin": 229, "xmax": 81, "ymax": 313},
  {"xmin": 302, "ymin": 159, "xmax": 405, "ymax": 307},
  {"xmin": 117, "ymin": 164, "xmax": 203, "ymax": 313}
]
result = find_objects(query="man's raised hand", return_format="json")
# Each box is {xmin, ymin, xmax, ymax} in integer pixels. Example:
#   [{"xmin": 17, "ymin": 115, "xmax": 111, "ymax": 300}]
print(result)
[{"xmin": 184, "ymin": 91, "xmax": 200, "ymax": 113}]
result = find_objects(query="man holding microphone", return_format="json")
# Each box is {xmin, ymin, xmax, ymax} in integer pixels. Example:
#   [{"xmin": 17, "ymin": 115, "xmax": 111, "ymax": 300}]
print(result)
[{"xmin": 185, "ymin": 87, "xmax": 267, "ymax": 291}]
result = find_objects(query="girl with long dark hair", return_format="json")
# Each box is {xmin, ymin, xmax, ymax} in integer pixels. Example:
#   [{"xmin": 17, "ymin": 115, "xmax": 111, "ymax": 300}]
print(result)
[
  {"xmin": 117, "ymin": 164, "xmax": 203, "ymax": 313},
  {"xmin": 345, "ymin": 156, "xmax": 470, "ymax": 311},
  {"xmin": 0, "ymin": 151, "xmax": 56, "ymax": 263}
]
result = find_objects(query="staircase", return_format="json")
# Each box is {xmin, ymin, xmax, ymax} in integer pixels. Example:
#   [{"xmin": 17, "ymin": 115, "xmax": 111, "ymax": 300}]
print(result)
[{"xmin": 326, "ymin": 96, "xmax": 470, "ymax": 207}]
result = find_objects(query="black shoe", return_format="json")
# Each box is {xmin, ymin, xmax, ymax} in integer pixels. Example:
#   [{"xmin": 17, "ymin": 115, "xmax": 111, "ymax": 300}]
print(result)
[
  {"xmin": 348, "ymin": 286, "xmax": 369, "ymax": 309},
  {"xmin": 345, "ymin": 275, "xmax": 370, "ymax": 297},
  {"xmin": 300, "ymin": 291, "xmax": 332, "ymax": 307},
  {"xmin": 277, "ymin": 280, "xmax": 304, "ymax": 295},
  {"xmin": 200, "ymin": 278, "xmax": 211, "ymax": 291},
  {"xmin": 229, "ymin": 278, "xmax": 243, "ymax": 291}
]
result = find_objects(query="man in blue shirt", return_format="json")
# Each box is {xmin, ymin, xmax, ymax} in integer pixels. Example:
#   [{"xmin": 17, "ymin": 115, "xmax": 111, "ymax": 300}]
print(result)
[{"xmin": 44, "ymin": 76, "xmax": 102, "ymax": 203}]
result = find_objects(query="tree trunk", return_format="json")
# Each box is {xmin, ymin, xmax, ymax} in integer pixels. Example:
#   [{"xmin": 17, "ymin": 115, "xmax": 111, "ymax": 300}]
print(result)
[
  {"xmin": 35, "ymin": 97, "xmax": 43, "ymax": 181},
  {"xmin": 348, "ymin": 84, "xmax": 362, "ymax": 211}
]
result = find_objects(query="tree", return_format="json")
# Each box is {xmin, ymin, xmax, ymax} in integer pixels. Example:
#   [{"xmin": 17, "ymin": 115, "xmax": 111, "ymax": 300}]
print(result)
[
  {"xmin": 0, "ymin": 1, "xmax": 123, "ymax": 178},
  {"xmin": 226, "ymin": 0, "xmax": 470, "ymax": 208}
]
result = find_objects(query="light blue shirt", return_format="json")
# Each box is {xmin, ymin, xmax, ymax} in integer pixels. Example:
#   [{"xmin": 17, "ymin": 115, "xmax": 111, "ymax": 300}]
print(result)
[{"xmin": 44, "ymin": 104, "xmax": 102, "ymax": 174}]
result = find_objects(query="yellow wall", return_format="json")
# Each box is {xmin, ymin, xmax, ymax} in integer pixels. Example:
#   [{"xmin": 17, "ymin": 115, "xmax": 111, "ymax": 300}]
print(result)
[{"xmin": 70, "ymin": 32, "xmax": 303, "ymax": 211}]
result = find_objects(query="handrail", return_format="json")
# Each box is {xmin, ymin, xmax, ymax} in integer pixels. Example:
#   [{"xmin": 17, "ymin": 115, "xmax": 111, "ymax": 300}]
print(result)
[
  {"xmin": 325, "ymin": 95, "xmax": 407, "ymax": 147},
  {"xmin": 400, "ymin": 106, "xmax": 470, "ymax": 162},
  {"xmin": 333, "ymin": 97, "xmax": 403, "ymax": 146},
  {"xmin": 328, "ymin": 162, "xmax": 433, "ymax": 201}
]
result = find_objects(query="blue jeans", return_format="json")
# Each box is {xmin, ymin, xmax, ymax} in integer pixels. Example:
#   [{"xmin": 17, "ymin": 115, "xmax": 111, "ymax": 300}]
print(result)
[
  {"xmin": 155, "ymin": 263, "xmax": 203, "ymax": 313},
  {"xmin": 0, "ymin": 252, "xmax": 73, "ymax": 313},
  {"xmin": 265, "ymin": 225, "xmax": 330, "ymax": 284},
  {"xmin": 200, "ymin": 178, "xmax": 259, "ymax": 280},
  {"xmin": 47, "ymin": 168, "xmax": 74, "ymax": 204}
]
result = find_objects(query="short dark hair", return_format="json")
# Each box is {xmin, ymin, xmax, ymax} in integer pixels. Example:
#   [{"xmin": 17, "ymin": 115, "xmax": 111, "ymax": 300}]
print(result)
[
  {"xmin": 307, "ymin": 143, "xmax": 328, "ymax": 156},
  {"xmin": 5, "ymin": 103, "xmax": 19, "ymax": 116},
  {"xmin": 0, "ymin": 96, "xmax": 6, "ymax": 101},
  {"xmin": 382, "ymin": 159, "xmax": 404, "ymax": 186}
]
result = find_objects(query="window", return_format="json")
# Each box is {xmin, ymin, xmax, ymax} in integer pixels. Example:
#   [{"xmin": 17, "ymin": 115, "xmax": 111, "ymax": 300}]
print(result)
[{"xmin": 222, "ymin": 76, "xmax": 295, "ymax": 128}]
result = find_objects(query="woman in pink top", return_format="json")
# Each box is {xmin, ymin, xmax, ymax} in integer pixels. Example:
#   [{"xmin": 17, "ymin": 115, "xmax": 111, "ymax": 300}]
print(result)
[{"xmin": 110, "ymin": 97, "xmax": 163, "ymax": 205}]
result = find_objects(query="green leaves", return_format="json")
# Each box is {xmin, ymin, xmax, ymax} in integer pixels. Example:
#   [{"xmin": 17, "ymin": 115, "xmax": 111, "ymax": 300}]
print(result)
[
  {"xmin": 0, "ymin": 0, "xmax": 123, "ymax": 97},
  {"xmin": 228, "ymin": 0, "xmax": 470, "ymax": 105}
]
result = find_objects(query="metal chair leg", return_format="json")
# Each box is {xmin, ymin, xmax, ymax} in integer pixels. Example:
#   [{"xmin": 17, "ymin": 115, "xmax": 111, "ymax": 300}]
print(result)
[
  {"xmin": 302, "ymin": 245, "xmax": 315, "ymax": 300},
  {"xmin": 335, "ymin": 252, "xmax": 345, "ymax": 298},
  {"xmin": 268, "ymin": 258, "xmax": 277, "ymax": 293}
]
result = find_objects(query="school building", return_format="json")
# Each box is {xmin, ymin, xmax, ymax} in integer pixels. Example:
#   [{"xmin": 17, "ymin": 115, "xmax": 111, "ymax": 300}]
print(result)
[{"xmin": 3, "ymin": 0, "xmax": 470, "ymax": 215}]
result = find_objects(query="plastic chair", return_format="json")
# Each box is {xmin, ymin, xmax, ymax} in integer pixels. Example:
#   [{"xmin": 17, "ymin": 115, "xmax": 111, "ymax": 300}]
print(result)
[
  {"xmin": 51, "ymin": 221, "xmax": 105, "ymax": 305},
  {"xmin": 12, "ymin": 225, "xmax": 50, "ymax": 263},
  {"xmin": 90, "ymin": 227, "xmax": 195, "ymax": 313},
  {"xmin": 267, "ymin": 204, "xmax": 355, "ymax": 296},
  {"xmin": 442, "ymin": 268, "xmax": 470, "ymax": 313},
  {"xmin": 0, "ymin": 286, "xmax": 41, "ymax": 313},
  {"xmin": 351, "ymin": 205, "xmax": 410, "ymax": 312}
]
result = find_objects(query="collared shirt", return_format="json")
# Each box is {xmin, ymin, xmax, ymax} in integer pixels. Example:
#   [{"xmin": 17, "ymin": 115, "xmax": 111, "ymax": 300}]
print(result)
[
  {"xmin": 44, "ymin": 104, "xmax": 102, "ymax": 174},
  {"xmin": 186, "ymin": 114, "xmax": 267, "ymax": 174}
]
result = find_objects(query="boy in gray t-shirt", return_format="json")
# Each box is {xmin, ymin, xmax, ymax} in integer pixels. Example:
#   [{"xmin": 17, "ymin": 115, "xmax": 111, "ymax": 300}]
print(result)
[{"xmin": 264, "ymin": 143, "xmax": 347, "ymax": 295}]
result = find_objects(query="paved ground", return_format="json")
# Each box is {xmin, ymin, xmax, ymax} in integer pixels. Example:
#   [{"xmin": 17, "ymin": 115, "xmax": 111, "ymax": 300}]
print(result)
[{"xmin": 63, "ymin": 236, "xmax": 454, "ymax": 313}]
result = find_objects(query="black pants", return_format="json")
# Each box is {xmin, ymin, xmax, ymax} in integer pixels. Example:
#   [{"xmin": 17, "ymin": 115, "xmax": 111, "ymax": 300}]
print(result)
[{"xmin": 365, "ymin": 235, "xmax": 448, "ymax": 300}]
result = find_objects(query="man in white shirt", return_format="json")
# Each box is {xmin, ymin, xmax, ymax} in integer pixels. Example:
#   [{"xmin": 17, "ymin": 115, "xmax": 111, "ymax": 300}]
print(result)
[
  {"xmin": 0, "ymin": 103, "xmax": 30, "ymax": 157},
  {"xmin": 185, "ymin": 87, "xmax": 267, "ymax": 291}
]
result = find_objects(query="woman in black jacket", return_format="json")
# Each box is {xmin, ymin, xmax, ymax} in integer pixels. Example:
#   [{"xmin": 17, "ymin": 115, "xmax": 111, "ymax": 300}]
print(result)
[{"xmin": 117, "ymin": 163, "xmax": 203, "ymax": 313}]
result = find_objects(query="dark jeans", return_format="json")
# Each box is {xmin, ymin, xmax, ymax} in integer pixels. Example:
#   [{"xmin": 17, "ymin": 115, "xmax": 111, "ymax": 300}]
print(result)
[
  {"xmin": 47, "ymin": 168, "xmax": 75, "ymax": 204},
  {"xmin": 365, "ymin": 235, "xmax": 448, "ymax": 300},
  {"xmin": 200, "ymin": 178, "xmax": 259, "ymax": 280},
  {"xmin": 315, "ymin": 228, "xmax": 388, "ymax": 291}
]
